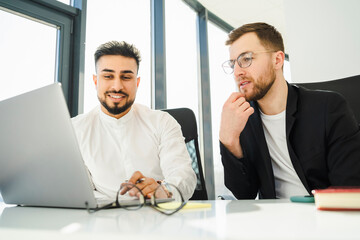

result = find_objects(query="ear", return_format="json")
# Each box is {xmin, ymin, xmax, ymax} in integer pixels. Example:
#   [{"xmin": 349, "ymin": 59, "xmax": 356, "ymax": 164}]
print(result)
[
  {"xmin": 274, "ymin": 51, "xmax": 285, "ymax": 70},
  {"xmin": 136, "ymin": 77, "xmax": 140, "ymax": 87},
  {"xmin": 93, "ymin": 74, "xmax": 98, "ymax": 88}
]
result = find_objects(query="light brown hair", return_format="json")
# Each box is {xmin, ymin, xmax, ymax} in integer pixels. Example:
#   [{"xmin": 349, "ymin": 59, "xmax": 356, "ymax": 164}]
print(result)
[{"xmin": 226, "ymin": 22, "xmax": 284, "ymax": 53}]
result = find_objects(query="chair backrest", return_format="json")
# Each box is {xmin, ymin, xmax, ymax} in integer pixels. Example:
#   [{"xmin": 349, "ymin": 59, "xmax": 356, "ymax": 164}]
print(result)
[
  {"xmin": 161, "ymin": 108, "xmax": 208, "ymax": 200},
  {"xmin": 294, "ymin": 75, "xmax": 360, "ymax": 124}
]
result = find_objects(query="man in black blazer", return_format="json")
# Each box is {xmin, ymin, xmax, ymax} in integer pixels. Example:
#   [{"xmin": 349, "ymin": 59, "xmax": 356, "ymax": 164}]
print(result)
[{"xmin": 220, "ymin": 22, "xmax": 360, "ymax": 199}]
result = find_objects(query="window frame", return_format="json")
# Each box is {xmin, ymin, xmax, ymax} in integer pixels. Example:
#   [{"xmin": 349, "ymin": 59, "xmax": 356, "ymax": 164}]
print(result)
[{"xmin": 0, "ymin": 0, "xmax": 87, "ymax": 116}]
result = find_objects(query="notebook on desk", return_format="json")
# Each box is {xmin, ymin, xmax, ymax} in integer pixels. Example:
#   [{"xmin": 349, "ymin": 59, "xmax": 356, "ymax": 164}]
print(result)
[{"xmin": 0, "ymin": 83, "xmax": 112, "ymax": 209}]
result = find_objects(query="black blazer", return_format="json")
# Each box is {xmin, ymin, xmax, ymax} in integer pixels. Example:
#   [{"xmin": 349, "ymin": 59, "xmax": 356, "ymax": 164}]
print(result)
[{"xmin": 221, "ymin": 83, "xmax": 360, "ymax": 199}]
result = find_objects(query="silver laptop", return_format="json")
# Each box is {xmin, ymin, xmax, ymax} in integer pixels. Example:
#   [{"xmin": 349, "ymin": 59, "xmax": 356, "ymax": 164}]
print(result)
[{"xmin": 0, "ymin": 83, "xmax": 110, "ymax": 209}]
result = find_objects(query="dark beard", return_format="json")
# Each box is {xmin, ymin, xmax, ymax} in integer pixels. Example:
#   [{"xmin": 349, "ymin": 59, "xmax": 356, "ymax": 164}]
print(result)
[
  {"xmin": 98, "ymin": 91, "xmax": 135, "ymax": 115},
  {"xmin": 246, "ymin": 67, "xmax": 276, "ymax": 101}
]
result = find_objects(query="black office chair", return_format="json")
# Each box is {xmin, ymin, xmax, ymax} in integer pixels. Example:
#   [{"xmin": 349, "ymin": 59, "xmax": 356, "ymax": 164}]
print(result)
[
  {"xmin": 161, "ymin": 108, "xmax": 208, "ymax": 200},
  {"xmin": 294, "ymin": 75, "xmax": 360, "ymax": 124}
]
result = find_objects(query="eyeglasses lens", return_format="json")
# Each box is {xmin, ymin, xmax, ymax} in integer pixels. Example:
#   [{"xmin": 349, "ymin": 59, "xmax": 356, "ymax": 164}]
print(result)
[
  {"xmin": 117, "ymin": 183, "xmax": 145, "ymax": 210},
  {"xmin": 222, "ymin": 52, "xmax": 254, "ymax": 74},
  {"xmin": 238, "ymin": 52, "xmax": 252, "ymax": 68},
  {"xmin": 222, "ymin": 60, "xmax": 235, "ymax": 74},
  {"xmin": 153, "ymin": 183, "xmax": 184, "ymax": 214}
]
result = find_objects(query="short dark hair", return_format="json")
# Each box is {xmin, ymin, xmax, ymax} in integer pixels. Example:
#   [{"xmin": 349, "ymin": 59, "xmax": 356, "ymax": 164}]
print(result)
[
  {"xmin": 226, "ymin": 22, "xmax": 284, "ymax": 53},
  {"xmin": 94, "ymin": 41, "xmax": 141, "ymax": 72}
]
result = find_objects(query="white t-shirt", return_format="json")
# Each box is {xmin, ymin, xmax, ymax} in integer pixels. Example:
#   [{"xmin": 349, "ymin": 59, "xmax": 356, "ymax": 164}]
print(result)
[
  {"xmin": 71, "ymin": 103, "xmax": 197, "ymax": 200},
  {"xmin": 260, "ymin": 110, "xmax": 308, "ymax": 198}
]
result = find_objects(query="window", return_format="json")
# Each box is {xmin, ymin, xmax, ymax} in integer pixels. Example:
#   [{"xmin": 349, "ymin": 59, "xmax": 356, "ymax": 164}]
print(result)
[
  {"xmin": 0, "ymin": 0, "xmax": 85, "ymax": 116},
  {"xmin": 284, "ymin": 59, "xmax": 292, "ymax": 82},
  {"xmin": 208, "ymin": 21, "xmax": 236, "ymax": 197},
  {"xmin": 0, "ymin": 9, "xmax": 57, "ymax": 101},
  {"xmin": 56, "ymin": 0, "xmax": 71, "ymax": 5},
  {"xmin": 165, "ymin": 0, "xmax": 199, "ymax": 121},
  {"xmin": 83, "ymin": 0, "xmax": 151, "ymax": 113}
]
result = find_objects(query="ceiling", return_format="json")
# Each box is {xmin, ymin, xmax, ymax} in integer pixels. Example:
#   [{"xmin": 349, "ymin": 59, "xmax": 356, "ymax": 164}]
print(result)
[{"xmin": 197, "ymin": 0, "xmax": 288, "ymax": 48}]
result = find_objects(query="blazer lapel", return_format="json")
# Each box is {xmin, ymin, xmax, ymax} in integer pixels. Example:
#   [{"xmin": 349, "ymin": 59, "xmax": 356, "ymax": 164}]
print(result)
[{"xmin": 286, "ymin": 84, "xmax": 311, "ymax": 193}]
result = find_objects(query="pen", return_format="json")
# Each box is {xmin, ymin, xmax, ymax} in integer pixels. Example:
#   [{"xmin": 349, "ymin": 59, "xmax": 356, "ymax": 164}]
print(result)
[
  {"xmin": 136, "ymin": 178, "xmax": 146, "ymax": 184},
  {"xmin": 124, "ymin": 178, "xmax": 146, "ymax": 184}
]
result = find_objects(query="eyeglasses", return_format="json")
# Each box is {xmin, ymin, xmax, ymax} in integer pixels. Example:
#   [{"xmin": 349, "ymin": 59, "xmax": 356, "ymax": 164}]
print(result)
[
  {"xmin": 87, "ymin": 182, "xmax": 186, "ymax": 216},
  {"xmin": 222, "ymin": 50, "xmax": 276, "ymax": 74}
]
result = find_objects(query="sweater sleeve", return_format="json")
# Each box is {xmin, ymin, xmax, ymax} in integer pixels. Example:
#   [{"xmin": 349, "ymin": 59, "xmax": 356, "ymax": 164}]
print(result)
[
  {"xmin": 220, "ymin": 141, "xmax": 259, "ymax": 199},
  {"xmin": 158, "ymin": 113, "xmax": 197, "ymax": 201}
]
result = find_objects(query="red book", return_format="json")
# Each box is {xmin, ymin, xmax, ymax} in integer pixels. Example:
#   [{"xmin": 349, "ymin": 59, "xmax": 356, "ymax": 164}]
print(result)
[{"xmin": 312, "ymin": 187, "xmax": 360, "ymax": 211}]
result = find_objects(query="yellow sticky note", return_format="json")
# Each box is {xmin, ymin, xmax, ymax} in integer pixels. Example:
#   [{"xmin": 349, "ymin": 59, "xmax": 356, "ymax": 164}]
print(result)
[
  {"xmin": 157, "ymin": 201, "xmax": 212, "ymax": 210},
  {"xmin": 183, "ymin": 202, "xmax": 212, "ymax": 209}
]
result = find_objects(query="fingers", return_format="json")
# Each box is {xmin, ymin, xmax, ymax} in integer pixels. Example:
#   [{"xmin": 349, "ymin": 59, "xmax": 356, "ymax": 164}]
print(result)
[
  {"xmin": 226, "ymin": 92, "xmax": 245, "ymax": 104},
  {"xmin": 127, "ymin": 171, "xmax": 144, "ymax": 185},
  {"xmin": 234, "ymin": 96, "xmax": 247, "ymax": 108},
  {"xmin": 224, "ymin": 92, "xmax": 247, "ymax": 110},
  {"xmin": 245, "ymin": 105, "xmax": 255, "ymax": 115},
  {"xmin": 219, "ymin": 92, "xmax": 254, "ymax": 146},
  {"xmin": 120, "ymin": 171, "xmax": 145, "ymax": 196},
  {"xmin": 120, "ymin": 183, "xmax": 141, "ymax": 196},
  {"xmin": 153, "ymin": 185, "xmax": 169, "ymax": 199},
  {"xmin": 224, "ymin": 92, "xmax": 253, "ymax": 118},
  {"xmin": 236, "ymin": 99, "xmax": 253, "ymax": 114},
  {"xmin": 123, "ymin": 171, "xmax": 159, "ymax": 198},
  {"xmin": 119, "ymin": 183, "xmax": 132, "ymax": 195},
  {"xmin": 138, "ymin": 179, "xmax": 159, "ymax": 198}
]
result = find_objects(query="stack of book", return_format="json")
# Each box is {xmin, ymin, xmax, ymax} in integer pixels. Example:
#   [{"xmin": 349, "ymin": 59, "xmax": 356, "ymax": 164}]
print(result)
[{"xmin": 312, "ymin": 187, "xmax": 360, "ymax": 211}]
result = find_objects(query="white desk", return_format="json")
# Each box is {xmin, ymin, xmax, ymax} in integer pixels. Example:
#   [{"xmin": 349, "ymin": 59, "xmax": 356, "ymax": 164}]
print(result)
[{"xmin": 0, "ymin": 199, "xmax": 359, "ymax": 240}]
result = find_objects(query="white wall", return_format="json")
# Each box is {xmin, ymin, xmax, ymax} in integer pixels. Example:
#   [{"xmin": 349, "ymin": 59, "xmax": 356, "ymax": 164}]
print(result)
[{"xmin": 284, "ymin": 0, "xmax": 360, "ymax": 83}]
